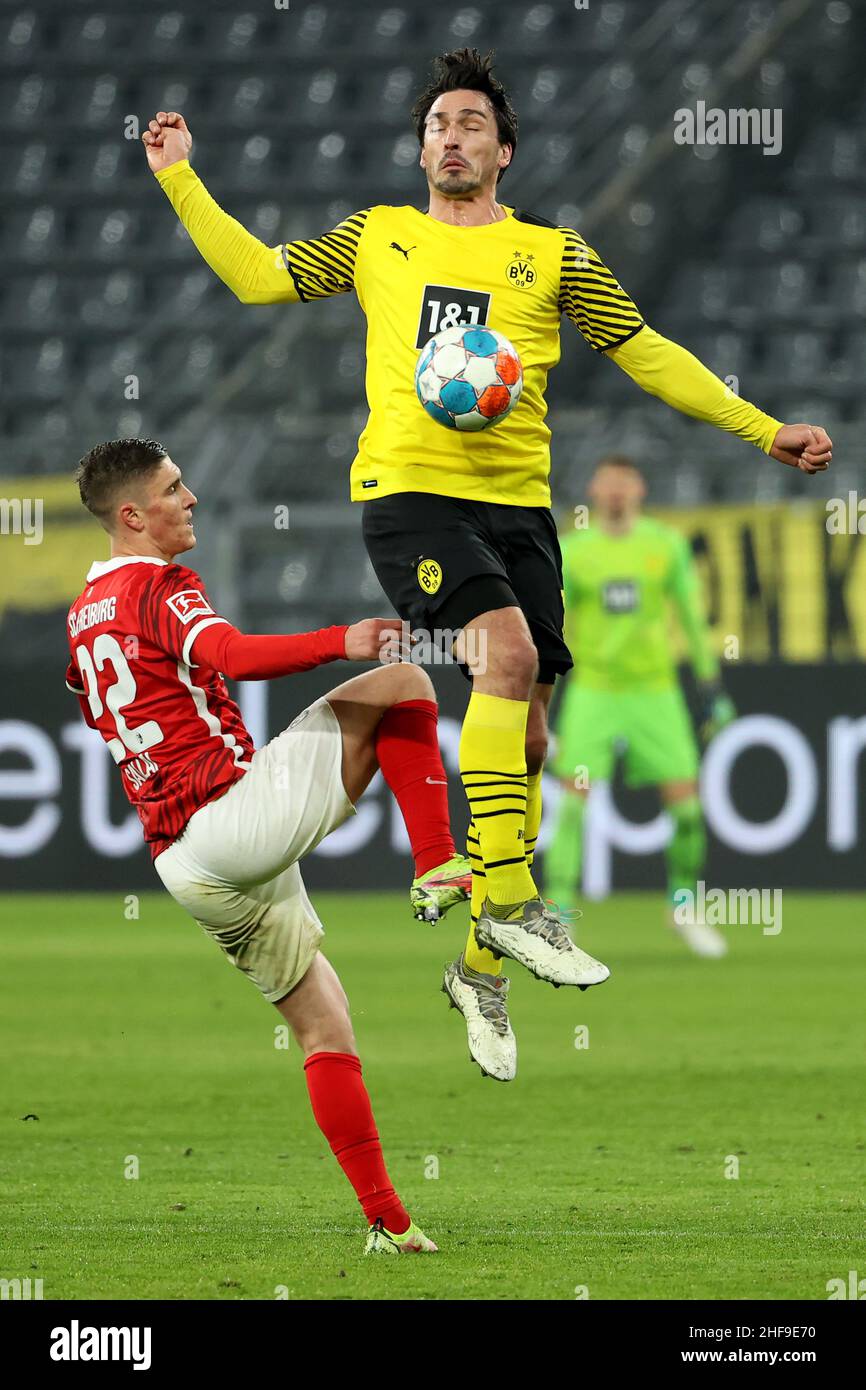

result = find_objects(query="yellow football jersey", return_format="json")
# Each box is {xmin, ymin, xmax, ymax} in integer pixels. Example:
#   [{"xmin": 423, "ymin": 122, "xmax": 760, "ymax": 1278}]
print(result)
[
  {"xmin": 155, "ymin": 161, "xmax": 782, "ymax": 507},
  {"xmin": 156, "ymin": 163, "xmax": 643, "ymax": 507},
  {"xmin": 347, "ymin": 205, "xmax": 645, "ymax": 507}
]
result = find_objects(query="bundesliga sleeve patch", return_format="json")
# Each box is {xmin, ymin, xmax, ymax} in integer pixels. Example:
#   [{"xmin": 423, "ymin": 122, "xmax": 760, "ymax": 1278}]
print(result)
[{"xmin": 166, "ymin": 589, "xmax": 215, "ymax": 625}]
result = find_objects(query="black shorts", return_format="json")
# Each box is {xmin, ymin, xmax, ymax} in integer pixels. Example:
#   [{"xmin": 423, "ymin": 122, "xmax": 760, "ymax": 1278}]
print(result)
[{"xmin": 361, "ymin": 492, "xmax": 573, "ymax": 685}]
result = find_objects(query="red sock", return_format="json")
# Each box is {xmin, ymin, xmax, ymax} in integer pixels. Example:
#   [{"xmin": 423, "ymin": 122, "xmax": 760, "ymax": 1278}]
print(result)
[
  {"xmin": 374, "ymin": 698, "xmax": 455, "ymax": 878},
  {"xmin": 303, "ymin": 1051, "xmax": 410, "ymax": 1234}
]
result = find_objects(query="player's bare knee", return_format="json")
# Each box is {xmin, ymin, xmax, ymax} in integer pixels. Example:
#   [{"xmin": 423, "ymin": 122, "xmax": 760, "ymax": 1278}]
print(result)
[
  {"xmin": 301, "ymin": 1030, "xmax": 357, "ymax": 1059},
  {"xmin": 292, "ymin": 1001, "xmax": 356, "ymax": 1057},
  {"xmin": 487, "ymin": 635, "xmax": 538, "ymax": 688},
  {"xmin": 516, "ymin": 638, "xmax": 540, "ymax": 686},
  {"xmin": 385, "ymin": 660, "xmax": 434, "ymax": 704}
]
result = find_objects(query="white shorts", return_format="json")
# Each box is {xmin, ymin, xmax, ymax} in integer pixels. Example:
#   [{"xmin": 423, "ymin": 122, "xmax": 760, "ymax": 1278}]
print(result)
[{"xmin": 154, "ymin": 697, "xmax": 357, "ymax": 1003}]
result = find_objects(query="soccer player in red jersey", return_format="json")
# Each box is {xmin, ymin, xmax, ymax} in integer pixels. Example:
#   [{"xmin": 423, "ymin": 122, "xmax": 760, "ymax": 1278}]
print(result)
[
  {"xmin": 142, "ymin": 55, "xmax": 831, "ymax": 1084},
  {"xmin": 65, "ymin": 436, "xmax": 475, "ymax": 1254}
]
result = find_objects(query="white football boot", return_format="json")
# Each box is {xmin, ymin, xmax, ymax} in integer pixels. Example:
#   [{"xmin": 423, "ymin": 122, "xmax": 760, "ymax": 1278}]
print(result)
[
  {"xmin": 474, "ymin": 896, "xmax": 610, "ymax": 989},
  {"xmin": 442, "ymin": 953, "xmax": 517, "ymax": 1082},
  {"xmin": 670, "ymin": 912, "xmax": 729, "ymax": 958}
]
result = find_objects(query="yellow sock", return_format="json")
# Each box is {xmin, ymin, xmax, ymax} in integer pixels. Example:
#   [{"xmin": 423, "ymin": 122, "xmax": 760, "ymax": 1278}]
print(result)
[
  {"xmin": 465, "ymin": 818, "xmax": 486, "ymax": 913},
  {"xmin": 463, "ymin": 818, "xmax": 502, "ymax": 974},
  {"xmin": 459, "ymin": 691, "xmax": 537, "ymax": 909},
  {"xmin": 525, "ymin": 771, "xmax": 543, "ymax": 871}
]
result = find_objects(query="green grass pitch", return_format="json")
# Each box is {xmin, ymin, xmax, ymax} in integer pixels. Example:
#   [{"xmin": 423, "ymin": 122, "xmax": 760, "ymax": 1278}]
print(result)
[{"xmin": 1, "ymin": 891, "xmax": 863, "ymax": 1301}]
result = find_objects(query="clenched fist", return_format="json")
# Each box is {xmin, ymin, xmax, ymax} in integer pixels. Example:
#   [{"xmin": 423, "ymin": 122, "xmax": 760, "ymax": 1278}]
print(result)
[
  {"xmin": 345, "ymin": 618, "xmax": 415, "ymax": 663},
  {"xmin": 769, "ymin": 423, "xmax": 833, "ymax": 473},
  {"xmin": 142, "ymin": 111, "xmax": 192, "ymax": 174}
]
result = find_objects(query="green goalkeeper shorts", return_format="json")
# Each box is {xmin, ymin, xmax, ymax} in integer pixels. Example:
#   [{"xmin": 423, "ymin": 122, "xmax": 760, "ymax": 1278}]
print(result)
[{"xmin": 551, "ymin": 681, "xmax": 699, "ymax": 788}]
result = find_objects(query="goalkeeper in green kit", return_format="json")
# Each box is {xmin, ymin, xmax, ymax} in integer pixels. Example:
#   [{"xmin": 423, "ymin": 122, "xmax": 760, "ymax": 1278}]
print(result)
[{"xmin": 544, "ymin": 455, "xmax": 734, "ymax": 958}]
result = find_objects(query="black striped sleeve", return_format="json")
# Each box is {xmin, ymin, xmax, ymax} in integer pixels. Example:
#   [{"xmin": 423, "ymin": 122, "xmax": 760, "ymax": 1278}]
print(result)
[
  {"xmin": 280, "ymin": 209, "xmax": 372, "ymax": 302},
  {"xmin": 557, "ymin": 228, "xmax": 645, "ymax": 352}
]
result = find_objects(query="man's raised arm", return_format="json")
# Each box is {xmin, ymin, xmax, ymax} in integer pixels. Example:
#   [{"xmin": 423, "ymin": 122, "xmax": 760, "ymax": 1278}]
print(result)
[
  {"xmin": 557, "ymin": 227, "xmax": 833, "ymax": 474},
  {"xmin": 143, "ymin": 111, "xmax": 366, "ymax": 305},
  {"xmin": 606, "ymin": 327, "xmax": 832, "ymax": 474}
]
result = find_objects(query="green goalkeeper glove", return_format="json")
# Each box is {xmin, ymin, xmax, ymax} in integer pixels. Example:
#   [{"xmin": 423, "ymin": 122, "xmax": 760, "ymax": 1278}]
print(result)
[{"xmin": 697, "ymin": 679, "xmax": 736, "ymax": 747}]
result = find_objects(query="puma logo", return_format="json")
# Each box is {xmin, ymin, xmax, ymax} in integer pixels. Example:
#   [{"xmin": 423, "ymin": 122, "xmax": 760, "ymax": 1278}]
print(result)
[{"xmin": 390, "ymin": 241, "xmax": 416, "ymax": 259}]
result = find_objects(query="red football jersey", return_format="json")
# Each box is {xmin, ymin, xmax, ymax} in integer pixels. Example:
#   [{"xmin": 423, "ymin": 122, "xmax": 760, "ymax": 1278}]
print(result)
[{"xmin": 66, "ymin": 556, "xmax": 254, "ymax": 859}]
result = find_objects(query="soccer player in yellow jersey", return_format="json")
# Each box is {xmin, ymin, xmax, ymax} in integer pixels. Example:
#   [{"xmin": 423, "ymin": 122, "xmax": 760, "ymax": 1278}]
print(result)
[{"xmin": 143, "ymin": 48, "xmax": 831, "ymax": 1084}]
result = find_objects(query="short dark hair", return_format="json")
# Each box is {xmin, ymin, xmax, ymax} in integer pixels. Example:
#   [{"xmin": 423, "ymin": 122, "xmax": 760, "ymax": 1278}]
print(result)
[
  {"xmin": 595, "ymin": 454, "xmax": 642, "ymax": 475},
  {"xmin": 411, "ymin": 48, "xmax": 518, "ymax": 184},
  {"xmin": 76, "ymin": 437, "xmax": 169, "ymax": 527}
]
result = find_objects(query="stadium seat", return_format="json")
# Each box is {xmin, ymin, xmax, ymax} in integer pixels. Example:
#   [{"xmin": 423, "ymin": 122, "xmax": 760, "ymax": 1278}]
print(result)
[
  {"xmin": 70, "ymin": 208, "xmax": 139, "ymax": 261},
  {"xmin": 0, "ymin": 140, "xmax": 53, "ymax": 194},
  {"xmin": 230, "ymin": 134, "xmax": 281, "ymax": 192},
  {"xmin": 357, "ymin": 66, "xmax": 415, "ymax": 125},
  {"xmin": 138, "ymin": 11, "xmax": 197, "ymax": 59},
  {"xmin": 839, "ymin": 329, "xmax": 866, "ymax": 377},
  {"xmin": 1, "ymin": 271, "xmax": 63, "ymax": 330},
  {"xmin": 1, "ymin": 8, "xmax": 42, "ymax": 66},
  {"xmin": 7, "ymin": 206, "xmax": 61, "ymax": 262},
  {"xmin": 78, "ymin": 272, "xmax": 143, "ymax": 331},
  {"xmin": 58, "ymin": 13, "xmax": 135, "ymax": 61},
  {"xmin": 276, "ymin": 4, "xmax": 354, "ymax": 55},
  {"xmin": 725, "ymin": 198, "xmax": 805, "ymax": 253},
  {"xmin": 666, "ymin": 265, "xmax": 747, "ymax": 325},
  {"xmin": 2, "ymin": 72, "xmax": 55, "ymax": 125},
  {"xmin": 4, "ymin": 337, "xmax": 68, "ymax": 401},
  {"xmin": 59, "ymin": 75, "xmax": 126, "ymax": 130},
  {"xmin": 363, "ymin": 6, "xmax": 418, "ymax": 52},
  {"xmin": 62, "ymin": 142, "xmax": 125, "ymax": 194},
  {"xmin": 758, "ymin": 331, "xmax": 833, "ymax": 389},
  {"xmin": 833, "ymin": 198, "xmax": 866, "ymax": 251},
  {"xmin": 748, "ymin": 263, "xmax": 815, "ymax": 321},
  {"xmin": 208, "ymin": 10, "xmax": 267, "ymax": 58},
  {"xmin": 687, "ymin": 331, "xmax": 754, "ymax": 383},
  {"xmin": 3, "ymin": 0, "xmax": 865, "ymax": 539},
  {"xmin": 827, "ymin": 260, "xmax": 866, "ymax": 320}
]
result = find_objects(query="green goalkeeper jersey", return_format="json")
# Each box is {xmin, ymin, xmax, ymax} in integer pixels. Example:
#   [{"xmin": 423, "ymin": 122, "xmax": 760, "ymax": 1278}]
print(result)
[{"xmin": 561, "ymin": 516, "xmax": 718, "ymax": 691}]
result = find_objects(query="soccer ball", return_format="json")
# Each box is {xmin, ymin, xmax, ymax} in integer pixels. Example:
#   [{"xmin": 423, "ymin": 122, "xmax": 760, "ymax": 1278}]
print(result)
[{"xmin": 415, "ymin": 325, "xmax": 523, "ymax": 431}]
